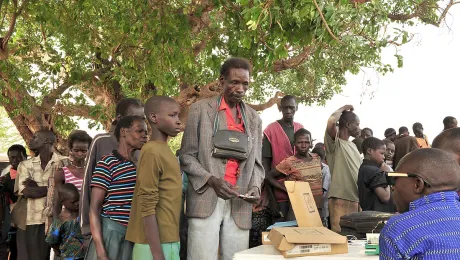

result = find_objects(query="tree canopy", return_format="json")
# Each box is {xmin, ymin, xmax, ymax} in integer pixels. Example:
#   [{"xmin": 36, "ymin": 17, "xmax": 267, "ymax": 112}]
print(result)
[{"xmin": 0, "ymin": 0, "xmax": 457, "ymax": 152}]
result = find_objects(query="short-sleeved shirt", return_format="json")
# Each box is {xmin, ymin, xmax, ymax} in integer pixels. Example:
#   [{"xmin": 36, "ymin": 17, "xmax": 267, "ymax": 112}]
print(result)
[
  {"xmin": 91, "ymin": 151, "xmax": 137, "ymax": 226},
  {"xmin": 324, "ymin": 131, "xmax": 361, "ymax": 202},
  {"xmin": 126, "ymin": 141, "xmax": 182, "ymax": 244},
  {"xmin": 15, "ymin": 153, "xmax": 68, "ymax": 226},
  {"xmin": 46, "ymin": 217, "xmax": 85, "ymax": 259},
  {"xmin": 358, "ymin": 159, "xmax": 395, "ymax": 212}
]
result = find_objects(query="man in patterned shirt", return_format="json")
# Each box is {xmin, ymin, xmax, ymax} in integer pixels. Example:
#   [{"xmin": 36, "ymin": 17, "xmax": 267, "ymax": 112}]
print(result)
[
  {"xmin": 15, "ymin": 130, "xmax": 68, "ymax": 260},
  {"xmin": 380, "ymin": 148, "xmax": 460, "ymax": 259}
]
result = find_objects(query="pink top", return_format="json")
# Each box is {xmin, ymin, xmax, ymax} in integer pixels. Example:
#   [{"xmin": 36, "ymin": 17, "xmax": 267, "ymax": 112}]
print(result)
[{"xmin": 63, "ymin": 166, "xmax": 83, "ymax": 192}]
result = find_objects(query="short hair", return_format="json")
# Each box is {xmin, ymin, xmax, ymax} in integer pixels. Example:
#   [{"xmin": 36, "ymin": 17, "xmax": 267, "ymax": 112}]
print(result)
[
  {"xmin": 58, "ymin": 183, "xmax": 79, "ymax": 201},
  {"xmin": 67, "ymin": 130, "xmax": 93, "ymax": 149},
  {"xmin": 362, "ymin": 137, "xmax": 385, "ymax": 153},
  {"xmin": 432, "ymin": 128, "xmax": 460, "ymax": 156},
  {"xmin": 7, "ymin": 144, "xmax": 27, "ymax": 158},
  {"xmin": 383, "ymin": 139, "xmax": 394, "ymax": 147},
  {"xmin": 280, "ymin": 95, "xmax": 296, "ymax": 105},
  {"xmin": 294, "ymin": 128, "xmax": 312, "ymax": 142},
  {"xmin": 361, "ymin": 127, "xmax": 373, "ymax": 136},
  {"xmin": 314, "ymin": 142, "xmax": 325, "ymax": 149},
  {"xmin": 443, "ymin": 116, "xmax": 456, "ymax": 127},
  {"xmin": 115, "ymin": 98, "xmax": 143, "ymax": 117},
  {"xmin": 145, "ymin": 95, "xmax": 178, "ymax": 119},
  {"xmin": 399, "ymin": 126, "xmax": 409, "ymax": 135},
  {"xmin": 384, "ymin": 128, "xmax": 396, "ymax": 137},
  {"xmin": 219, "ymin": 57, "xmax": 252, "ymax": 78},
  {"xmin": 114, "ymin": 115, "xmax": 145, "ymax": 142},
  {"xmin": 338, "ymin": 111, "xmax": 358, "ymax": 127},
  {"xmin": 36, "ymin": 129, "xmax": 56, "ymax": 144},
  {"xmin": 413, "ymin": 122, "xmax": 423, "ymax": 130},
  {"xmin": 397, "ymin": 148, "xmax": 460, "ymax": 191},
  {"xmin": 312, "ymin": 147, "xmax": 325, "ymax": 160}
]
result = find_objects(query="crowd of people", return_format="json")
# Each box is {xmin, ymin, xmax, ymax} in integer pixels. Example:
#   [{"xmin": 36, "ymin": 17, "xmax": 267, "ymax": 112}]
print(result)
[{"xmin": 0, "ymin": 57, "xmax": 460, "ymax": 260}]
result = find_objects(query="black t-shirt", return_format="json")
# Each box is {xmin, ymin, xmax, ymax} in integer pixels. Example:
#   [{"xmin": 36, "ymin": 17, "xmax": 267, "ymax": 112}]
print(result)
[{"xmin": 358, "ymin": 159, "xmax": 396, "ymax": 212}]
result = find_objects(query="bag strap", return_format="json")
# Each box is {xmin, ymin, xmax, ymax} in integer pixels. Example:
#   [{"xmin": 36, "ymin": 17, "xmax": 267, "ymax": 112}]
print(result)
[{"xmin": 213, "ymin": 96, "xmax": 248, "ymax": 136}]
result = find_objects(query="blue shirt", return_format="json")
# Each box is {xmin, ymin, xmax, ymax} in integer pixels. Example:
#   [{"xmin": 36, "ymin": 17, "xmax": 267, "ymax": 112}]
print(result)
[{"xmin": 379, "ymin": 191, "xmax": 460, "ymax": 260}]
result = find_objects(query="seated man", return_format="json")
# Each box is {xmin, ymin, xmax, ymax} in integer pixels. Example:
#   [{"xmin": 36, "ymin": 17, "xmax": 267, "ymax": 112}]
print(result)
[{"xmin": 380, "ymin": 148, "xmax": 460, "ymax": 259}]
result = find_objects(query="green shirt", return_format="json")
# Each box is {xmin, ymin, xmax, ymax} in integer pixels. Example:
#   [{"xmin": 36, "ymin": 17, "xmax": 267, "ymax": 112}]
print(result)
[
  {"xmin": 325, "ymin": 131, "xmax": 361, "ymax": 202},
  {"xmin": 126, "ymin": 141, "xmax": 182, "ymax": 244},
  {"xmin": 262, "ymin": 120, "xmax": 295, "ymax": 158}
]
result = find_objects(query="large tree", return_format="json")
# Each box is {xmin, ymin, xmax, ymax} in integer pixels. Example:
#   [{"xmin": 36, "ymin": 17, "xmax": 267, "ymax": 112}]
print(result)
[{"xmin": 0, "ymin": 0, "xmax": 457, "ymax": 153}]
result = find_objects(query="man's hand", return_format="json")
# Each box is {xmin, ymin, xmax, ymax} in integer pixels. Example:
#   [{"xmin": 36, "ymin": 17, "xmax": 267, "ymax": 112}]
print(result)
[
  {"xmin": 380, "ymin": 162, "xmax": 392, "ymax": 172},
  {"xmin": 207, "ymin": 176, "xmax": 239, "ymax": 200},
  {"xmin": 23, "ymin": 178, "xmax": 38, "ymax": 187},
  {"xmin": 241, "ymin": 187, "xmax": 260, "ymax": 204}
]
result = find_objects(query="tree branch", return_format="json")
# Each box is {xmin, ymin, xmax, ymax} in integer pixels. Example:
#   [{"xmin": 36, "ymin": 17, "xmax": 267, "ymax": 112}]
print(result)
[
  {"xmin": 247, "ymin": 91, "xmax": 283, "ymax": 111},
  {"xmin": 53, "ymin": 103, "xmax": 99, "ymax": 121},
  {"xmin": 273, "ymin": 47, "xmax": 314, "ymax": 72},
  {"xmin": 312, "ymin": 0, "xmax": 342, "ymax": 43},
  {"xmin": 387, "ymin": 0, "xmax": 459, "ymax": 26},
  {"xmin": 193, "ymin": 37, "xmax": 208, "ymax": 56},
  {"xmin": 1, "ymin": 0, "xmax": 27, "ymax": 51},
  {"xmin": 432, "ymin": 0, "xmax": 460, "ymax": 27},
  {"xmin": 387, "ymin": 12, "xmax": 419, "ymax": 21}
]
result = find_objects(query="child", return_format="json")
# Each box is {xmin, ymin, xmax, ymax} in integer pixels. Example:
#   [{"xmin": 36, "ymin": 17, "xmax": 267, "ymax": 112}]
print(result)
[
  {"xmin": 126, "ymin": 96, "xmax": 182, "ymax": 260},
  {"xmin": 266, "ymin": 128, "xmax": 323, "ymax": 221},
  {"xmin": 383, "ymin": 139, "xmax": 395, "ymax": 170},
  {"xmin": 357, "ymin": 137, "xmax": 395, "ymax": 212},
  {"xmin": 46, "ymin": 183, "xmax": 85, "ymax": 259}
]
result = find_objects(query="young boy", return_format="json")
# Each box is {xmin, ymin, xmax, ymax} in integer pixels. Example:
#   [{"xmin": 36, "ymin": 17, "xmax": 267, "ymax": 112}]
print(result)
[
  {"xmin": 357, "ymin": 137, "xmax": 395, "ymax": 212},
  {"xmin": 126, "ymin": 96, "xmax": 182, "ymax": 260},
  {"xmin": 383, "ymin": 139, "xmax": 395, "ymax": 170},
  {"xmin": 46, "ymin": 183, "xmax": 85, "ymax": 259}
]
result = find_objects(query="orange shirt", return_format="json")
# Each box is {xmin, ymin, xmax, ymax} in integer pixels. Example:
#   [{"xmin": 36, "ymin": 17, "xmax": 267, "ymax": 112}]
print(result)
[{"xmin": 219, "ymin": 97, "xmax": 245, "ymax": 186}]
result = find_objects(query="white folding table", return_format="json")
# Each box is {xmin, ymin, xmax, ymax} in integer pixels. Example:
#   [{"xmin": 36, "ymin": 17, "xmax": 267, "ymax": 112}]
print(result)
[{"xmin": 233, "ymin": 245, "xmax": 379, "ymax": 259}]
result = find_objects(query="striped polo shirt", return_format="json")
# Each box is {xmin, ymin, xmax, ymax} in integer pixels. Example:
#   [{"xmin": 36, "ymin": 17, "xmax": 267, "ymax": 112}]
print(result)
[{"xmin": 91, "ymin": 150, "xmax": 137, "ymax": 226}]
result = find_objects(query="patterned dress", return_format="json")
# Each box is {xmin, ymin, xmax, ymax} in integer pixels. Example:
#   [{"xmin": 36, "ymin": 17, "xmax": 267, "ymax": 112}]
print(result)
[{"xmin": 46, "ymin": 216, "xmax": 85, "ymax": 259}]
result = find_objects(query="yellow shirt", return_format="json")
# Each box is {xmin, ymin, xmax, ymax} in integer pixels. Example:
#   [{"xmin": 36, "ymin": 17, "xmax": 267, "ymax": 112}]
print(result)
[
  {"xmin": 126, "ymin": 141, "xmax": 182, "ymax": 244},
  {"xmin": 15, "ymin": 153, "xmax": 68, "ymax": 226}
]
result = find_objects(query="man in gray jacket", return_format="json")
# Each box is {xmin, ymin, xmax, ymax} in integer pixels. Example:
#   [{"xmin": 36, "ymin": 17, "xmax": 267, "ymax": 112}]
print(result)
[{"xmin": 180, "ymin": 57, "xmax": 264, "ymax": 260}]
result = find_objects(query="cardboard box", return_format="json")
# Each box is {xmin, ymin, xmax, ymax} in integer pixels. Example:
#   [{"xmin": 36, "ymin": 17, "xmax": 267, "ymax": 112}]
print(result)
[
  {"xmin": 268, "ymin": 181, "xmax": 348, "ymax": 258},
  {"xmin": 268, "ymin": 227, "xmax": 348, "ymax": 257},
  {"xmin": 261, "ymin": 232, "xmax": 272, "ymax": 245}
]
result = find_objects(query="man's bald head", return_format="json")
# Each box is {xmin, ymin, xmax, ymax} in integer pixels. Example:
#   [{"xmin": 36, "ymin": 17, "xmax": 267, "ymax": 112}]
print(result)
[
  {"xmin": 392, "ymin": 148, "xmax": 460, "ymax": 213},
  {"xmin": 145, "ymin": 96, "xmax": 178, "ymax": 123},
  {"xmin": 432, "ymin": 128, "xmax": 460, "ymax": 164},
  {"xmin": 397, "ymin": 148, "xmax": 460, "ymax": 191}
]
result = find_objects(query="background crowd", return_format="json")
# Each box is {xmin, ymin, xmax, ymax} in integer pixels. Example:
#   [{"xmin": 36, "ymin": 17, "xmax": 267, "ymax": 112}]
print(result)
[{"xmin": 0, "ymin": 57, "xmax": 460, "ymax": 260}]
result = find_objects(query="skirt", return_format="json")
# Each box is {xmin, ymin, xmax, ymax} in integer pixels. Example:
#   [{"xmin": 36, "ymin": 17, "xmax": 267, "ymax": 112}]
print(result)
[{"xmin": 85, "ymin": 218, "xmax": 133, "ymax": 260}]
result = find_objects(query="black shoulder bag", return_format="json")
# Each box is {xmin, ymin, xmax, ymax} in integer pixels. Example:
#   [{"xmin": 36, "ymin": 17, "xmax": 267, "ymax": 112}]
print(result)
[{"xmin": 211, "ymin": 96, "xmax": 249, "ymax": 161}]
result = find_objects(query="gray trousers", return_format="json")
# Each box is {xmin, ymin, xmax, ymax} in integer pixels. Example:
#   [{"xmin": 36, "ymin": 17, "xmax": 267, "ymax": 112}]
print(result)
[
  {"xmin": 187, "ymin": 198, "xmax": 249, "ymax": 260},
  {"xmin": 85, "ymin": 218, "xmax": 133, "ymax": 260}
]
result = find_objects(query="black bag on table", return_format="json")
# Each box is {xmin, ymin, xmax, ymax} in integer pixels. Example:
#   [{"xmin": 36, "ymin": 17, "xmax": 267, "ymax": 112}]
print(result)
[{"xmin": 339, "ymin": 211, "xmax": 395, "ymax": 239}]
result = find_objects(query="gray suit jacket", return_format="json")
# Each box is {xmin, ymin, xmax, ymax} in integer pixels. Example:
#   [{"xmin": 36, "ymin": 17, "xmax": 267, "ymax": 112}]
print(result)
[{"xmin": 180, "ymin": 97, "xmax": 264, "ymax": 230}]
